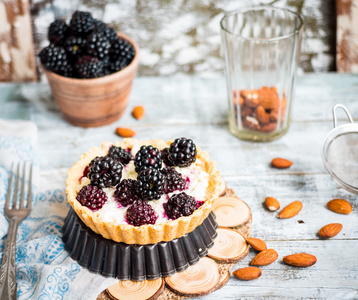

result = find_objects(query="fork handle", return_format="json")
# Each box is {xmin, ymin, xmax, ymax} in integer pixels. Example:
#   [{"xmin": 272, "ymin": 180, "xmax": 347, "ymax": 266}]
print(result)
[{"xmin": 0, "ymin": 218, "xmax": 19, "ymax": 300}]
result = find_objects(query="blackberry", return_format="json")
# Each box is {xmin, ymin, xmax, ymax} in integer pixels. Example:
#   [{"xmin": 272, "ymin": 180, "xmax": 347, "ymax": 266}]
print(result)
[
  {"xmin": 69, "ymin": 11, "xmax": 95, "ymax": 37},
  {"xmin": 164, "ymin": 192, "xmax": 197, "ymax": 220},
  {"xmin": 135, "ymin": 168, "xmax": 165, "ymax": 201},
  {"xmin": 161, "ymin": 167, "xmax": 185, "ymax": 194},
  {"xmin": 168, "ymin": 138, "xmax": 196, "ymax": 167},
  {"xmin": 106, "ymin": 59, "xmax": 125, "ymax": 73},
  {"xmin": 125, "ymin": 200, "xmax": 158, "ymax": 226},
  {"xmin": 87, "ymin": 156, "xmax": 123, "ymax": 188},
  {"xmin": 64, "ymin": 35, "xmax": 87, "ymax": 61},
  {"xmin": 110, "ymin": 38, "xmax": 135, "ymax": 68},
  {"xmin": 94, "ymin": 20, "xmax": 118, "ymax": 43},
  {"xmin": 114, "ymin": 179, "xmax": 139, "ymax": 207},
  {"xmin": 86, "ymin": 31, "xmax": 111, "ymax": 59},
  {"xmin": 134, "ymin": 145, "xmax": 162, "ymax": 173},
  {"xmin": 76, "ymin": 185, "xmax": 108, "ymax": 210},
  {"xmin": 39, "ymin": 44, "xmax": 73, "ymax": 77},
  {"xmin": 161, "ymin": 148, "xmax": 173, "ymax": 166},
  {"xmin": 107, "ymin": 145, "xmax": 133, "ymax": 165},
  {"xmin": 48, "ymin": 20, "xmax": 69, "ymax": 45},
  {"xmin": 75, "ymin": 55, "xmax": 105, "ymax": 79}
]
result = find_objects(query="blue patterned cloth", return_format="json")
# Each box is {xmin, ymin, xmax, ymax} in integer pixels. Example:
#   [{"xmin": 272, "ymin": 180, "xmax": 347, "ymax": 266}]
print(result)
[{"xmin": 0, "ymin": 119, "xmax": 117, "ymax": 300}]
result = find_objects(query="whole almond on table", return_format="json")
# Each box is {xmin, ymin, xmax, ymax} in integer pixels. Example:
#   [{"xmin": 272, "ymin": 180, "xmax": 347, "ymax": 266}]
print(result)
[
  {"xmin": 327, "ymin": 199, "xmax": 352, "ymax": 214},
  {"xmin": 233, "ymin": 267, "xmax": 262, "ymax": 281},
  {"xmin": 283, "ymin": 253, "xmax": 317, "ymax": 267},
  {"xmin": 265, "ymin": 197, "xmax": 280, "ymax": 211},
  {"xmin": 277, "ymin": 201, "xmax": 302, "ymax": 219},
  {"xmin": 251, "ymin": 249, "xmax": 278, "ymax": 266},
  {"xmin": 318, "ymin": 223, "xmax": 343, "ymax": 239},
  {"xmin": 271, "ymin": 158, "xmax": 293, "ymax": 169},
  {"xmin": 246, "ymin": 237, "xmax": 267, "ymax": 252},
  {"xmin": 115, "ymin": 127, "xmax": 136, "ymax": 137},
  {"xmin": 132, "ymin": 105, "xmax": 145, "ymax": 120}
]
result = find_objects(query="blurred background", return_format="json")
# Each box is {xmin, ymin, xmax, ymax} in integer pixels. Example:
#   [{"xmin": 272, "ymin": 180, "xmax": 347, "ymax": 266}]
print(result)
[{"xmin": 1, "ymin": 0, "xmax": 356, "ymax": 82}]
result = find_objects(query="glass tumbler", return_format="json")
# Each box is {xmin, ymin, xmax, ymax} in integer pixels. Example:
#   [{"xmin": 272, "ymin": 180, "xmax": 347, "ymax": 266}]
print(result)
[{"xmin": 220, "ymin": 6, "xmax": 303, "ymax": 142}]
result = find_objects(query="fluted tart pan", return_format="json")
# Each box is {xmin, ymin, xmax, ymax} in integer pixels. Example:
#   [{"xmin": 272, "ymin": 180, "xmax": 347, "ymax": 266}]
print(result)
[{"xmin": 62, "ymin": 208, "xmax": 218, "ymax": 281}]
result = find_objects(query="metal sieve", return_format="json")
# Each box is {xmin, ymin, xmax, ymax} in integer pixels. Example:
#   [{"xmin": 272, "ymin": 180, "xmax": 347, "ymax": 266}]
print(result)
[{"xmin": 321, "ymin": 104, "xmax": 358, "ymax": 194}]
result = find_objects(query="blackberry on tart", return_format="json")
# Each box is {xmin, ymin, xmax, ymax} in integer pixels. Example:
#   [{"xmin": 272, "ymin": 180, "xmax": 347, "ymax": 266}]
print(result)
[
  {"xmin": 134, "ymin": 145, "xmax": 162, "ymax": 173},
  {"xmin": 87, "ymin": 156, "xmax": 123, "ymax": 188}
]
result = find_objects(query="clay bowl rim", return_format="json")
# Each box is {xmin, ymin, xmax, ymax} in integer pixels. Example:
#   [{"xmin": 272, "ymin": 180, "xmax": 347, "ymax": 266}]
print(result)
[{"xmin": 41, "ymin": 31, "xmax": 140, "ymax": 85}]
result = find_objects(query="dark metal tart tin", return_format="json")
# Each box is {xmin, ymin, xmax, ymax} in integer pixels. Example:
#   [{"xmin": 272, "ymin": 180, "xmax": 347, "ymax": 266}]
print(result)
[{"xmin": 62, "ymin": 208, "xmax": 218, "ymax": 281}]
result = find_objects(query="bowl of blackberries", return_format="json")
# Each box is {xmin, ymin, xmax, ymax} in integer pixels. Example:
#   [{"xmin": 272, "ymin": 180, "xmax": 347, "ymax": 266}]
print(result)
[{"xmin": 39, "ymin": 11, "xmax": 139, "ymax": 128}]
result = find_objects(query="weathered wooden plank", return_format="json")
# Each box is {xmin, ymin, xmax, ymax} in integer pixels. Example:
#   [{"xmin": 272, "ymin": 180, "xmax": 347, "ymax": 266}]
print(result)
[
  {"xmin": 225, "ymin": 173, "xmax": 358, "ymax": 240},
  {"xmin": 2, "ymin": 74, "xmax": 358, "ymax": 126},
  {"xmin": 199, "ymin": 240, "xmax": 358, "ymax": 299},
  {"xmin": 50, "ymin": 164, "xmax": 357, "ymax": 241},
  {"xmin": 0, "ymin": 75, "xmax": 357, "ymax": 298},
  {"xmin": 31, "ymin": 121, "xmax": 331, "ymax": 175},
  {"xmin": 43, "ymin": 167, "xmax": 358, "ymax": 298},
  {"xmin": 0, "ymin": 74, "xmax": 357, "ymax": 174},
  {"xmin": 337, "ymin": 0, "xmax": 358, "ymax": 73},
  {"xmin": 30, "ymin": 0, "xmax": 336, "ymax": 76},
  {"xmin": 0, "ymin": 0, "xmax": 37, "ymax": 82}
]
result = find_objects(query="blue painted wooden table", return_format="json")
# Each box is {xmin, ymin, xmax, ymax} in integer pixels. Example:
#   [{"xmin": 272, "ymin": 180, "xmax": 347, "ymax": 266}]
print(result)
[{"xmin": 1, "ymin": 73, "xmax": 357, "ymax": 299}]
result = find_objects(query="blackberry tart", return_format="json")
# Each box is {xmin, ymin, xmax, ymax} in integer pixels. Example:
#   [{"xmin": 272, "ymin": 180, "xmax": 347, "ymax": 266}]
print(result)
[{"xmin": 66, "ymin": 138, "xmax": 222, "ymax": 244}]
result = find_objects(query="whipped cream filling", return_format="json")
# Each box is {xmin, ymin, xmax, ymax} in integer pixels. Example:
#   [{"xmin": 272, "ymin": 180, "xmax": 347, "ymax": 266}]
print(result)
[{"xmin": 96, "ymin": 158, "xmax": 209, "ymax": 225}]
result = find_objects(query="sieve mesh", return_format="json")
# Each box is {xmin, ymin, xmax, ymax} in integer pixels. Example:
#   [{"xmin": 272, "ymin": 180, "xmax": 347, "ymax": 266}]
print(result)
[{"xmin": 326, "ymin": 132, "xmax": 358, "ymax": 188}]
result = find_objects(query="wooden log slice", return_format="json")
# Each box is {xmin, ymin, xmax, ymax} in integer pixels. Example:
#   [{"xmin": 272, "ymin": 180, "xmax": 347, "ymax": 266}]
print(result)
[
  {"xmin": 106, "ymin": 278, "xmax": 164, "ymax": 300},
  {"xmin": 164, "ymin": 257, "xmax": 220, "ymax": 297},
  {"xmin": 212, "ymin": 196, "xmax": 252, "ymax": 237},
  {"xmin": 207, "ymin": 227, "xmax": 249, "ymax": 264},
  {"xmin": 156, "ymin": 288, "xmax": 182, "ymax": 300},
  {"xmin": 218, "ymin": 177, "xmax": 227, "ymax": 196},
  {"xmin": 213, "ymin": 271, "xmax": 230, "ymax": 291},
  {"xmin": 223, "ymin": 188, "xmax": 235, "ymax": 197}
]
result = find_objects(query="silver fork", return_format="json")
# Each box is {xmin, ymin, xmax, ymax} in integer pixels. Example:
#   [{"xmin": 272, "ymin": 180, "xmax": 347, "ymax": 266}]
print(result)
[{"xmin": 0, "ymin": 162, "xmax": 33, "ymax": 300}]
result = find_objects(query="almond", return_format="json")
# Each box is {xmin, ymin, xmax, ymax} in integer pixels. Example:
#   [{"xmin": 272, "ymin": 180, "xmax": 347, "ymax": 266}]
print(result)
[
  {"xmin": 242, "ymin": 116, "xmax": 260, "ymax": 130},
  {"xmin": 241, "ymin": 105, "xmax": 255, "ymax": 118},
  {"xmin": 239, "ymin": 96, "xmax": 244, "ymax": 107},
  {"xmin": 269, "ymin": 111, "xmax": 278, "ymax": 123},
  {"xmin": 251, "ymin": 249, "xmax": 278, "ymax": 266},
  {"xmin": 327, "ymin": 199, "xmax": 352, "ymax": 214},
  {"xmin": 265, "ymin": 197, "xmax": 280, "ymax": 211},
  {"xmin": 282, "ymin": 253, "xmax": 317, "ymax": 267},
  {"xmin": 246, "ymin": 237, "xmax": 267, "ymax": 252},
  {"xmin": 258, "ymin": 89, "xmax": 280, "ymax": 110},
  {"xmin": 243, "ymin": 90, "xmax": 260, "ymax": 108},
  {"xmin": 270, "ymin": 86, "xmax": 277, "ymax": 93},
  {"xmin": 271, "ymin": 158, "xmax": 293, "ymax": 169},
  {"xmin": 318, "ymin": 223, "xmax": 343, "ymax": 238},
  {"xmin": 233, "ymin": 267, "xmax": 262, "ymax": 281},
  {"xmin": 255, "ymin": 105, "xmax": 270, "ymax": 125},
  {"xmin": 277, "ymin": 201, "xmax": 302, "ymax": 219},
  {"xmin": 115, "ymin": 127, "xmax": 136, "ymax": 138},
  {"xmin": 260, "ymin": 122, "xmax": 277, "ymax": 132},
  {"xmin": 132, "ymin": 105, "xmax": 145, "ymax": 120}
]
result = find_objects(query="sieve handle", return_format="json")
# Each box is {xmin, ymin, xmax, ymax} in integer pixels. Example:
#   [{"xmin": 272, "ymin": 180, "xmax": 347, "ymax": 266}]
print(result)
[{"xmin": 333, "ymin": 104, "xmax": 354, "ymax": 128}]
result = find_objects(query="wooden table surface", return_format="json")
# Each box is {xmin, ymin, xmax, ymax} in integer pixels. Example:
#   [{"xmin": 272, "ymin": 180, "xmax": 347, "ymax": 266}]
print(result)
[{"xmin": 1, "ymin": 73, "xmax": 357, "ymax": 299}]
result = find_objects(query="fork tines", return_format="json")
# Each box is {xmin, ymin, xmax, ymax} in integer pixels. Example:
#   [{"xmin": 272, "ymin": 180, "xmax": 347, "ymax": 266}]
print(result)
[{"xmin": 5, "ymin": 162, "xmax": 33, "ymax": 211}]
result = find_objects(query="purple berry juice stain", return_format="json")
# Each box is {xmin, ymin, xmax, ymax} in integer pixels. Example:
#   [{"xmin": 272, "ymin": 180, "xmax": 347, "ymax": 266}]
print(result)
[
  {"xmin": 196, "ymin": 201, "xmax": 204, "ymax": 209},
  {"xmin": 79, "ymin": 165, "xmax": 89, "ymax": 182},
  {"xmin": 184, "ymin": 177, "xmax": 190, "ymax": 189}
]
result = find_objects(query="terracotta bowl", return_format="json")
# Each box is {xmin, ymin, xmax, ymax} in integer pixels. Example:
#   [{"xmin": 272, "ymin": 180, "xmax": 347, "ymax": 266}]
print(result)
[{"xmin": 42, "ymin": 32, "xmax": 139, "ymax": 128}]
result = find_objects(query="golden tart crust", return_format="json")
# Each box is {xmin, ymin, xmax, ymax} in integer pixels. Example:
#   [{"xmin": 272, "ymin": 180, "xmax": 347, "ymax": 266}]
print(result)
[{"xmin": 66, "ymin": 138, "xmax": 222, "ymax": 245}]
